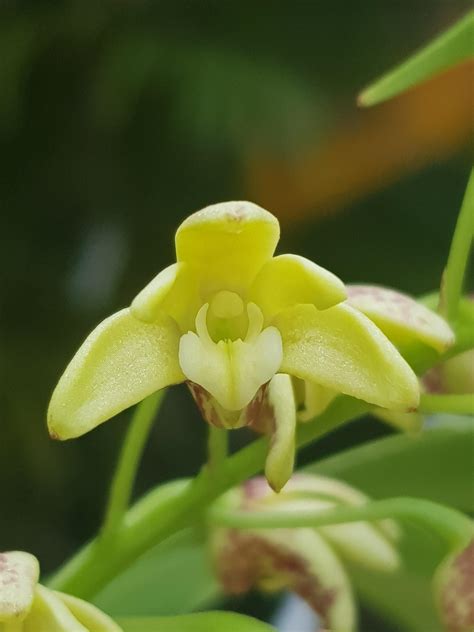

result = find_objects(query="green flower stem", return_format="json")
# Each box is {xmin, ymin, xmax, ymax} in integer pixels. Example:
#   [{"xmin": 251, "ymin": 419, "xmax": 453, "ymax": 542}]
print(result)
[
  {"xmin": 420, "ymin": 393, "xmax": 474, "ymax": 416},
  {"xmin": 207, "ymin": 425, "xmax": 228, "ymax": 472},
  {"xmin": 209, "ymin": 497, "xmax": 474, "ymax": 550},
  {"xmin": 47, "ymin": 396, "xmax": 369, "ymax": 598},
  {"xmin": 101, "ymin": 391, "xmax": 165, "ymax": 539},
  {"xmin": 443, "ymin": 167, "xmax": 474, "ymax": 323}
]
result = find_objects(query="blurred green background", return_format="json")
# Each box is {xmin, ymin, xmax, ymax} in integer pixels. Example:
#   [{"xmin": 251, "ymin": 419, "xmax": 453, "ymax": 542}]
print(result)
[{"xmin": 0, "ymin": 0, "xmax": 472, "ymax": 628}]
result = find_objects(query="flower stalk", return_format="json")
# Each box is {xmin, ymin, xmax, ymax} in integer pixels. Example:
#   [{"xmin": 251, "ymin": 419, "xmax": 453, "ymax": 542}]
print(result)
[
  {"xmin": 209, "ymin": 497, "xmax": 474, "ymax": 551},
  {"xmin": 442, "ymin": 167, "xmax": 474, "ymax": 323},
  {"xmin": 101, "ymin": 391, "xmax": 165, "ymax": 540},
  {"xmin": 47, "ymin": 396, "xmax": 367, "ymax": 598},
  {"xmin": 207, "ymin": 425, "xmax": 228, "ymax": 473}
]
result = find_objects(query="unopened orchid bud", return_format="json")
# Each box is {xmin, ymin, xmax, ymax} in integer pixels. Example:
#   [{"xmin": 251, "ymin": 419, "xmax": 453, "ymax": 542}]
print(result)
[{"xmin": 211, "ymin": 475, "xmax": 401, "ymax": 631}]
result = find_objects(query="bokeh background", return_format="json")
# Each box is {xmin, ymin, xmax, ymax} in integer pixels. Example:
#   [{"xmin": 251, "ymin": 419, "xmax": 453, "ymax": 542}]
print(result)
[{"xmin": 1, "ymin": 1, "xmax": 472, "ymax": 629}]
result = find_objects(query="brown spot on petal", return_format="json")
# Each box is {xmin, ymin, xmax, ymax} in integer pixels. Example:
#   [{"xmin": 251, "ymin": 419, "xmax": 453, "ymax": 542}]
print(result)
[
  {"xmin": 187, "ymin": 381, "xmax": 272, "ymax": 430},
  {"xmin": 187, "ymin": 381, "xmax": 225, "ymax": 428},
  {"xmin": 215, "ymin": 530, "xmax": 337, "ymax": 626},
  {"xmin": 244, "ymin": 384, "xmax": 272, "ymax": 433}
]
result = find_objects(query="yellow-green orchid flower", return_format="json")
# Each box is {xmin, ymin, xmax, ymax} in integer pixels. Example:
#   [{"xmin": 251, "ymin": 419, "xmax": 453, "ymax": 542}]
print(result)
[
  {"xmin": 0, "ymin": 551, "xmax": 121, "ymax": 631},
  {"xmin": 211, "ymin": 474, "xmax": 401, "ymax": 632},
  {"xmin": 48, "ymin": 202, "xmax": 420, "ymax": 490}
]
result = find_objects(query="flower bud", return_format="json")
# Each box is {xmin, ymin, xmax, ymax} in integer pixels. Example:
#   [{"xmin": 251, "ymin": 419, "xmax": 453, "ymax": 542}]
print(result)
[
  {"xmin": 211, "ymin": 475, "xmax": 401, "ymax": 631},
  {"xmin": 434, "ymin": 539, "xmax": 474, "ymax": 632}
]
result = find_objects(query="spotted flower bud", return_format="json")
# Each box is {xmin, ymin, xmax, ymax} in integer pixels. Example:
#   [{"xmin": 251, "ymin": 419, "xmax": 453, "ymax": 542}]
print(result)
[
  {"xmin": 434, "ymin": 539, "xmax": 474, "ymax": 632},
  {"xmin": 211, "ymin": 474, "xmax": 401, "ymax": 631},
  {"xmin": 0, "ymin": 551, "xmax": 121, "ymax": 631}
]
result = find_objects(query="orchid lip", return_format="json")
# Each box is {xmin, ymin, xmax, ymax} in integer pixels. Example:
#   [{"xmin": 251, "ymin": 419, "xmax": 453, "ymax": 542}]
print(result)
[{"xmin": 178, "ymin": 300, "xmax": 283, "ymax": 412}]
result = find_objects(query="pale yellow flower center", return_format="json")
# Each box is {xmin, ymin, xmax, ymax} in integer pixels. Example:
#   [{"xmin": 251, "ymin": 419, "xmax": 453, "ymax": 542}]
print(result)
[
  {"xmin": 210, "ymin": 290, "xmax": 244, "ymax": 319},
  {"xmin": 178, "ymin": 292, "xmax": 283, "ymax": 411}
]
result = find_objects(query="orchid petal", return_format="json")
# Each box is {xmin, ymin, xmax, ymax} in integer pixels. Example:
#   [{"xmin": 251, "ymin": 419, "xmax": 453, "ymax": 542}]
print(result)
[
  {"xmin": 347, "ymin": 285, "xmax": 454, "ymax": 352},
  {"xmin": 275, "ymin": 303, "xmax": 420, "ymax": 411},
  {"xmin": 255, "ymin": 475, "xmax": 400, "ymax": 544},
  {"xmin": 48, "ymin": 309, "xmax": 183, "ymax": 439},
  {"xmin": 318, "ymin": 520, "xmax": 400, "ymax": 572},
  {"xmin": 258, "ymin": 496, "xmax": 400, "ymax": 572},
  {"xmin": 24, "ymin": 585, "xmax": 87, "ymax": 632},
  {"xmin": 55, "ymin": 592, "xmax": 122, "ymax": 631},
  {"xmin": 296, "ymin": 380, "xmax": 337, "ymax": 421},
  {"xmin": 250, "ymin": 254, "xmax": 346, "ymax": 321},
  {"xmin": 175, "ymin": 201, "xmax": 280, "ymax": 296},
  {"xmin": 131, "ymin": 262, "xmax": 182, "ymax": 323},
  {"xmin": 264, "ymin": 374, "xmax": 296, "ymax": 493},
  {"xmin": 213, "ymin": 525, "xmax": 356, "ymax": 631},
  {"xmin": 0, "ymin": 552, "xmax": 39, "ymax": 623},
  {"xmin": 131, "ymin": 262, "xmax": 201, "ymax": 332}
]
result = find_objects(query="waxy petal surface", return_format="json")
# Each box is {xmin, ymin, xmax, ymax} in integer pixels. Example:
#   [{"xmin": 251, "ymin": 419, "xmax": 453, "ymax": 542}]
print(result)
[
  {"xmin": 24, "ymin": 585, "xmax": 88, "ymax": 632},
  {"xmin": 347, "ymin": 285, "xmax": 454, "ymax": 352},
  {"xmin": 55, "ymin": 592, "xmax": 122, "ymax": 631},
  {"xmin": 0, "ymin": 552, "xmax": 39, "ymax": 622},
  {"xmin": 48, "ymin": 309, "xmax": 183, "ymax": 439},
  {"xmin": 264, "ymin": 374, "xmax": 296, "ymax": 493},
  {"xmin": 131, "ymin": 262, "xmax": 182, "ymax": 323},
  {"xmin": 250, "ymin": 254, "xmax": 346, "ymax": 321},
  {"xmin": 275, "ymin": 303, "xmax": 420, "ymax": 410},
  {"xmin": 175, "ymin": 201, "xmax": 280, "ymax": 295},
  {"xmin": 131, "ymin": 262, "xmax": 202, "ymax": 332},
  {"xmin": 296, "ymin": 381, "xmax": 337, "ymax": 421},
  {"xmin": 179, "ymin": 325, "xmax": 282, "ymax": 411}
]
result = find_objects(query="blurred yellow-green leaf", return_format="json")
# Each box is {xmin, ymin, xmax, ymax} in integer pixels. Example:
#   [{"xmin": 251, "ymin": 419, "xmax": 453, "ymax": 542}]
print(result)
[{"xmin": 359, "ymin": 10, "xmax": 474, "ymax": 106}]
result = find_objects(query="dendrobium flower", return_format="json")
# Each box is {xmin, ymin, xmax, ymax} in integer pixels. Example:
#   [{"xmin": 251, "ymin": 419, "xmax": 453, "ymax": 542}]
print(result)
[
  {"xmin": 0, "ymin": 551, "xmax": 120, "ymax": 631},
  {"xmin": 48, "ymin": 201, "xmax": 421, "ymax": 490},
  {"xmin": 211, "ymin": 474, "xmax": 401, "ymax": 632}
]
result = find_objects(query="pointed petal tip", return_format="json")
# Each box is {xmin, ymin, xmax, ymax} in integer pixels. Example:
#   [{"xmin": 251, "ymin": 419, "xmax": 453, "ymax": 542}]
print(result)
[{"xmin": 357, "ymin": 90, "xmax": 370, "ymax": 107}]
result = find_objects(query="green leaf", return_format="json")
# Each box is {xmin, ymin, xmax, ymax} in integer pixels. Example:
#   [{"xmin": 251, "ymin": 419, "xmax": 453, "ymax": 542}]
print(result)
[
  {"xmin": 350, "ymin": 558, "xmax": 442, "ymax": 632},
  {"xmin": 307, "ymin": 417, "xmax": 474, "ymax": 512},
  {"xmin": 359, "ymin": 10, "xmax": 474, "ymax": 106},
  {"xmin": 94, "ymin": 530, "xmax": 218, "ymax": 617},
  {"xmin": 118, "ymin": 612, "xmax": 276, "ymax": 632}
]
